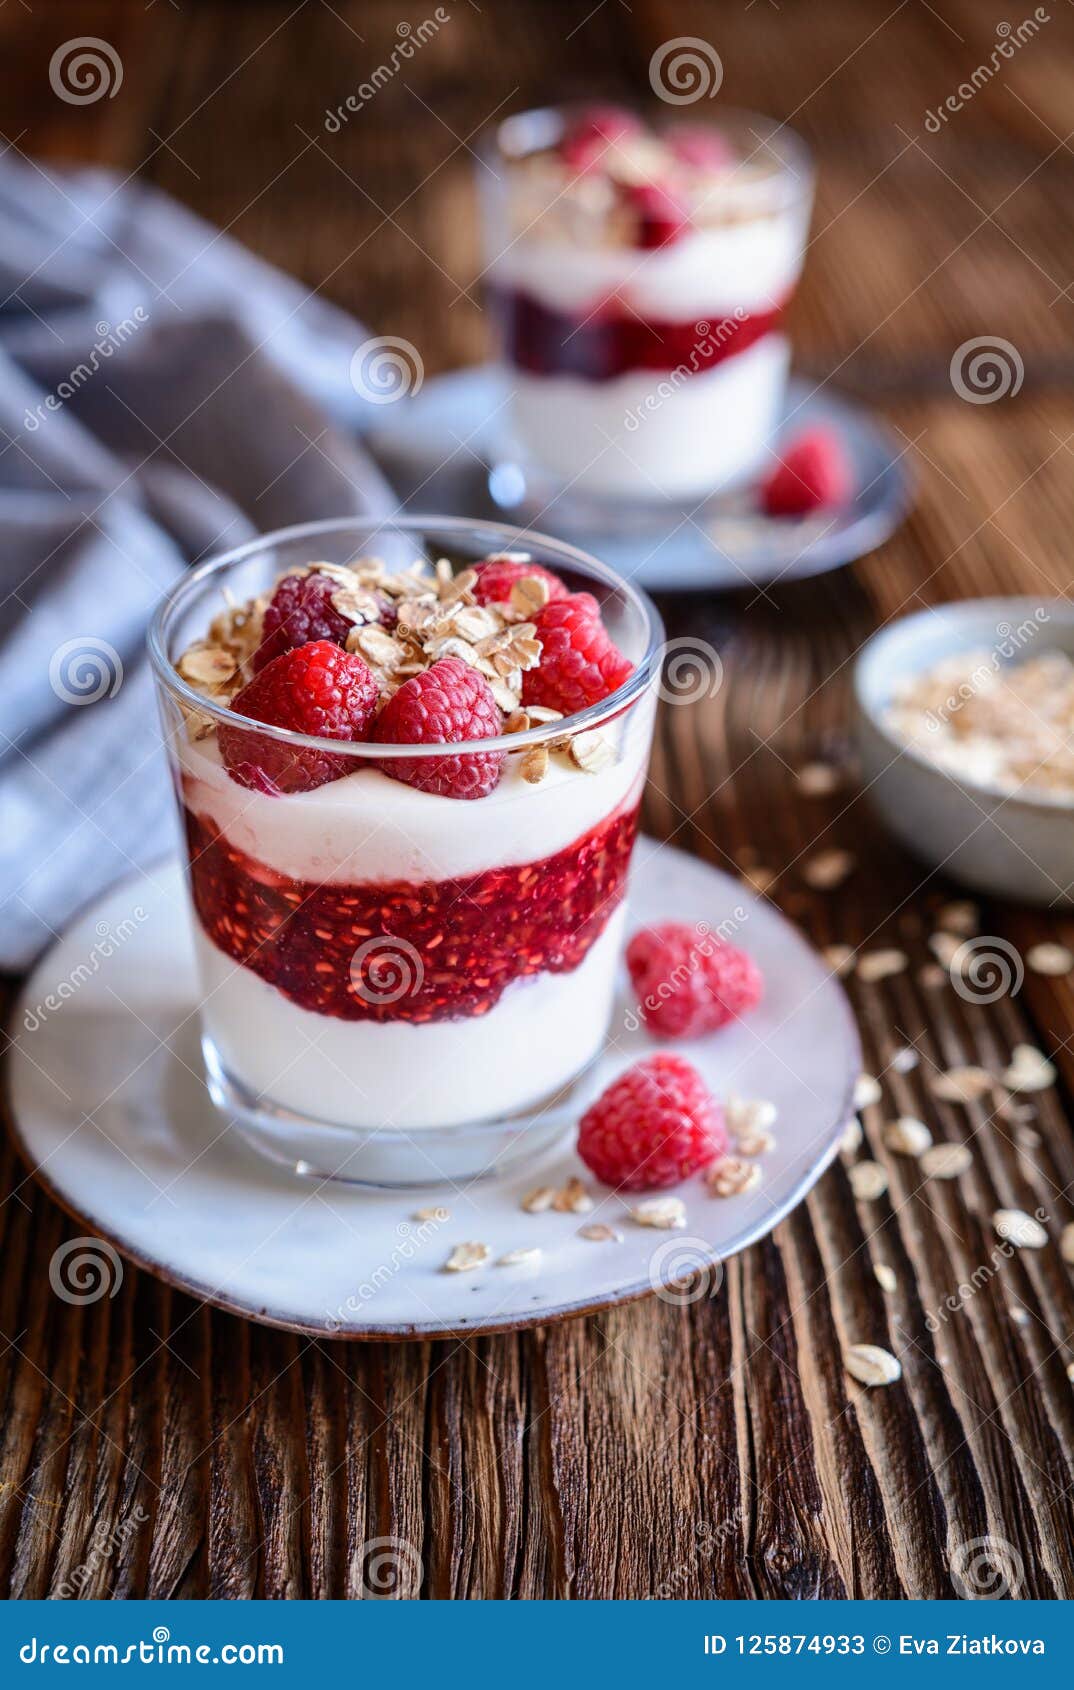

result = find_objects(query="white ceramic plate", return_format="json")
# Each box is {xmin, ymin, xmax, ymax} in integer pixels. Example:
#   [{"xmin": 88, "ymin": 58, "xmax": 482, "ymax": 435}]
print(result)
[{"xmin": 7, "ymin": 843, "xmax": 859, "ymax": 1338}]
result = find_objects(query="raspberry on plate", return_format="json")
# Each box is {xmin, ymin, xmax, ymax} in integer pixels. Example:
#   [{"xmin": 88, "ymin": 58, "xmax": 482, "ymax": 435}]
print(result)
[
  {"xmin": 522, "ymin": 591, "xmax": 633, "ymax": 716},
  {"xmin": 471, "ymin": 556, "xmax": 567, "ymax": 608},
  {"xmin": 761, "ymin": 427, "xmax": 853, "ymax": 518},
  {"xmin": 220, "ymin": 640, "xmax": 379, "ymax": 795},
  {"xmin": 577, "ymin": 1054, "xmax": 727, "ymax": 1190},
  {"xmin": 253, "ymin": 570, "xmax": 380, "ymax": 671},
  {"xmin": 626, "ymin": 922, "xmax": 763, "ymax": 1039},
  {"xmin": 372, "ymin": 656, "xmax": 506, "ymax": 799}
]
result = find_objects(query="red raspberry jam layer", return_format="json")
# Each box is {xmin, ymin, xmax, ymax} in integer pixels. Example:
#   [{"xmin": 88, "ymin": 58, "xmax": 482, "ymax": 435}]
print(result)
[
  {"xmin": 495, "ymin": 286, "xmax": 786, "ymax": 382},
  {"xmin": 184, "ymin": 800, "xmax": 640, "ymax": 1023}
]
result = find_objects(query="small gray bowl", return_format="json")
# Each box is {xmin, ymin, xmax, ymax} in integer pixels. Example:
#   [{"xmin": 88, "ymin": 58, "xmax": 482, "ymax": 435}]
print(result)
[{"xmin": 854, "ymin": 597, "xmax": 1074, "ymax": 907}]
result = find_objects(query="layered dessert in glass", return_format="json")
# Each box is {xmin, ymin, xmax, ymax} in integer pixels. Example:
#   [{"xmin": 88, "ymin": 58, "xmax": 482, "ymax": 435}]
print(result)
[
  {"xmin": 481, "ymin": 104, "xmax": 813, "ymax": 514},
  {"xmin": 149, "ymin": 518, "xmax": 661, "ymax": 1184}
]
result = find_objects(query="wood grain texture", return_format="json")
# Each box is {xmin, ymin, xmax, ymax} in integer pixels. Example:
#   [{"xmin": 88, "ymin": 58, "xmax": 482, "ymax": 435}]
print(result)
[{"xmin": 2, "ymin": 0, "xmax": 1074, "ymax": 1599}]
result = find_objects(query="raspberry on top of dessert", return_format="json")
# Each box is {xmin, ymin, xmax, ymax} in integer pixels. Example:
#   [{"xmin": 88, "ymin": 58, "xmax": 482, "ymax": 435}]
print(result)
[{"xmin": 173, "ymin": 550, "xmax": 635, "ymax": 800}]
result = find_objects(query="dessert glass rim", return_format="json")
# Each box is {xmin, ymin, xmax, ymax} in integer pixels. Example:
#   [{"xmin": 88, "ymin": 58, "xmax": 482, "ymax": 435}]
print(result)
[
  {"xmin": 148, "ymin": 512, "xmax": 665, "ymax": 760},
  {"xmin": 485, "ymin": 100, "xmax": 814, "ymax": 190}
]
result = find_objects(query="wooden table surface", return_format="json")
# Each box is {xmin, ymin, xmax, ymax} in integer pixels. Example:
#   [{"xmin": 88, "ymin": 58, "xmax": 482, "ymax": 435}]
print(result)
[{"xmin": 3, "ymin": 0, "xmax": 1074, "ymax": 1600}]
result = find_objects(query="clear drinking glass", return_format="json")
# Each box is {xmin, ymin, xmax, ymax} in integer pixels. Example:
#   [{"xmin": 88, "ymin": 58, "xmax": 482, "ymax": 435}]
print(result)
[
  {"xmin": 479, "ymin": 104, "xmax": 814, "ymax": 529},
  {"xmin": 148, "ymin": 516, "xmax": 662, "ymax": 1186}
]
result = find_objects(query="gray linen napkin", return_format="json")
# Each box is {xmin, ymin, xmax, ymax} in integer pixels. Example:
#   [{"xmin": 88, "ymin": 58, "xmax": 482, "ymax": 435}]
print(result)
[{"xmin": 0, "ymin": 156, "xmax": 393, "ymax": 971}]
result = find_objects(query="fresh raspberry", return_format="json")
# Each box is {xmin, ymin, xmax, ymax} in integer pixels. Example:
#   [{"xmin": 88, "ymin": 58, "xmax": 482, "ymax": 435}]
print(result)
[
  {"xmin": 471, "ymin": 557, "xmax": 567, "ymax": 608},
  {"xmin": 761, "ymin": 427, "xmax": 853, "ymax": 518},
  {"xmin": 252, "ymin": 572, "xmax": 354, "ymax": 671},
  {"xmin": 522, "ymin": 592, "xmax": 633, "ymax": 717},
  {"xmin": 578, "ymin": 1054, "xmax": 727, "ymax": 1190},
  {"xmin": 560, "ymin": 105, "xmax": 642, "ymax": 174},
  {"xmin": 626, "ymin": 922, "xmax": 763, "ymax": 1039},
  {"xmin": 627, "ymin": 182, "xmax": 691, "ymax": 249},
  {"xmin": 372, "ymin": 657, "xmax": 505, "ymax": 799},
  {"xmin": 220, "ymin": 641, "xmax": 379, "ymax": 795}
]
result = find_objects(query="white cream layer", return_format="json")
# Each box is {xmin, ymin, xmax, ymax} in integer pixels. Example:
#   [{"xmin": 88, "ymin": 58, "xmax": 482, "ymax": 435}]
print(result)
[
  {"xmin": 509, "ymin": 335, "xmax": 788, "ymax": 498},
  {"xmin": 179, "ymin": 689, "xmax": 654, "ymax": 886},
  {"xmin": 195, "ymin": 911, "xmax": 625, "ymax": 1132},
  {"xmin": 493, "ymin": 214, "xmax": 806, "ymax": 321}
]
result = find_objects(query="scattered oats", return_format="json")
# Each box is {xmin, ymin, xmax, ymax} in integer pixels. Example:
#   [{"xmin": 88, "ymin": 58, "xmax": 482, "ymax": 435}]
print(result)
[
  {"xmin": 993, "ymin": 1209, "xmax": 1048, "ymax": 1249},
  {"xmin": 1003, "ymin": 1044, "xmax": 1057, "ymax": 1094},
  {"xmin": 797, "ymin": 761, "xmax": 842, "ymax": 796},
  {"xmin": 509, "ymin": 575, "xmax": 552, "ymax": 618},
  {"xmin": 526, "ymin": 705, "xmax": 563, "ymax": 725},
  {"xmin": 706, "ymin": 1156, "xmax": 762, "ymax": 1197},
  {"xmin": 854, "ymin": 1073, "xmax": 882, "ymax": 1109},
  {"xmin": 521, "ymin": 1185, "xmax": 556, "ymax": 1214},
  {"xmin": 1027, "ymin": 942, "xmax": 1074, "ymax": 976},
  {"xmin": 497, "ymin": 1246, "xmax": 542, "ymax": 1267},
  {"xmin": 849, "ymin": 1160, "xmax": 889, "ymax": 1201},
  {"xmin": 1060, "ymin": 1222, "xmax": 1074, "ymax": 1265},
  {"xmin": 553, "ymin": 1177, "xmax": 593, "ymax": 1214},
  {"xmin": 802, "ymin": 848, "xmax": 855, "ymax": 890},
  {"xmin": 824, "ymin": 944, "xmax": 855, "ymax": 976},
  {"xmin": 840, "ymin": 1116, "xmax": 864, "ymax": 1156},
  {"xmin": 929, "ymin": 1065, "xmax": 994, "ymax": 1105},
  {"xmin": 443, "ymin": 1241, "xmax": 490, "ymax": 1273},
  {"xmin": 844, "ymin": 1343, "xmax": 902, "ymax": 1387},
  {"xmin": 569, "ymin": 730, "xmax": 616, "ymax": 774},
  {"xmin": 1016, "ymin": 1125, "xmax": 1041, "ymax": 1151},
  {"xmin": 857, "ymin": 949, "xmax": 908, "ymax": 983},
  {"xmin": 884, "ymin": 1116, "xmax": 933, "ymax": 1157},
  {"xmin": 519, "ymin": 745, "xmax": 549, "ymax": 785},
  {"xmin": 937, "ymin": 900, "xmax": 979, "ymax": 937},
  {"xmin": 177, "ymin": 644, "xmax": 239, "ymax": 688},
  {"xmin": 743, "ymin": 864, "xmax": 777, "ymax": 894},
  {"xmin": 874, "ymin": 1263, "xmax": 897, "ymax": 1293},
  {"xmin": 413, "ymin": 1206, "xmax": 449, "ymax": 1223},
  {"xmin": 918, "ymin": 963, "xmax": 947, "ymax": 989},
  {"xmin": 354, "ymin": 625, "xmax": 407, "ymax": 669},
  {"xmin": 920, "ymin": 1142, "xmax": 972, "ymax": 1180},
  {"xmin": 579, "ymin": 1223, "xmax": 622, "ymax": 1243},
  {"xmin": 504, "ymin": 708, "xmax": 531, "ymax": 734},
  {"xmin": 632, "ymin": 1196, "xmax": 687, "ymax": 1229},
  {"xmin": 725, "ymin": 1095, "xmax": 778, "ymax": 1137},
  {"xmin": 1066, "ymin": 1360, "xmax": 1074, "ymax": 1383},
  {"xmin": 736, "ymin": 1127, "xmax": 776, "ymax": 1158},
  {"xmin": 1009, "ymin": 1306, "xmax": 1030, "ymax": 1327},
  {"xmin": 929, "ymin": 931, "xmax": 963, "ymax": 969},
  {"xmin": 489, "ymin": 676, "xmax": 524, "ymax": 713},
  {"xmin": 889, "ymin": 1045, "xmax": 919, "ymax": 1074},
  {"xmin": 331, "ymin": 585, "xmax": 384, "ymax": 626}
]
